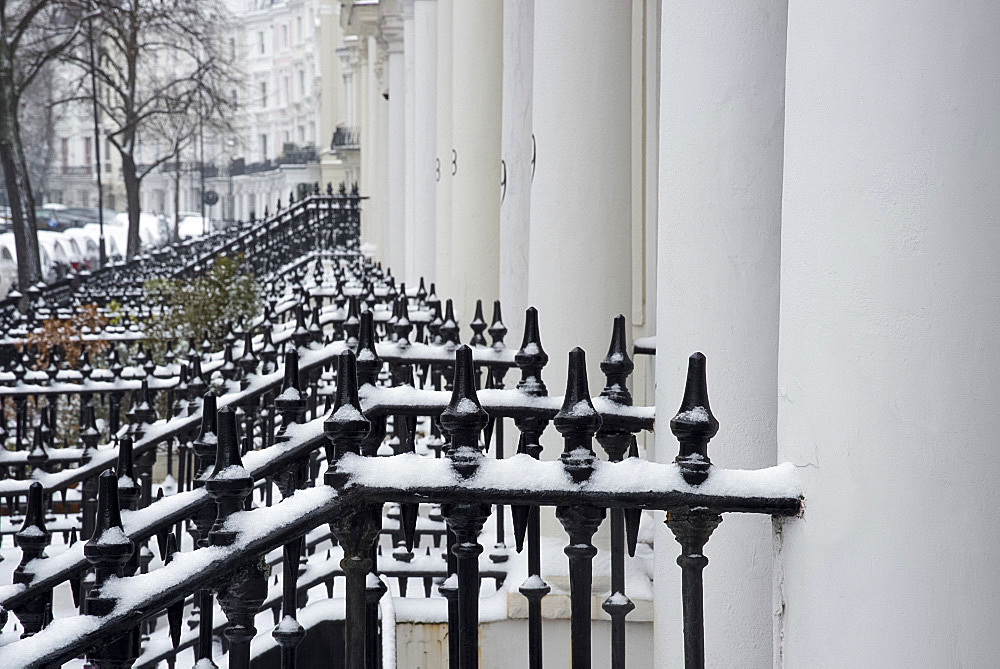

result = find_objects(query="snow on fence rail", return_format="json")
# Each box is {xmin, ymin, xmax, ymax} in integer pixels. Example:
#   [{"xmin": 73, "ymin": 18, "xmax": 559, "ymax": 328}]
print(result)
[{"xmin": 0, "ymin": 191, "xmax": 800, "ymax": 669}]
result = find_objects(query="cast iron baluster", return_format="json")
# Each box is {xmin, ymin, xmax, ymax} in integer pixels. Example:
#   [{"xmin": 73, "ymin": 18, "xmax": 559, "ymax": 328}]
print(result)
[
  {"xmin": 209, "ymin": 407, "xmax": 269, "ymax": 669},
  {"xmin": 667, "ymin": 352, "xmax": 722, "ymax": 669},
  {"xmin": 84, "ymin": 471, "xmax": 138, "ymax": 668},
  {"xmin": 117, "ymin": 436, "xmax": 141, "ymax": 578},
  {"xmin": 511, "ymin": 307, "xmax": 551, "ymax": 669},
  {"xmin": 80, "ymin": 405, "xmax": 101, "ymax": 541},
  {"xmin": 440, "ymin": 345, "xmax": 491, "ymax": 669},
  {"xmin": 190, "ymin": 393, "xmax": 218, "ymax": 666},
  {"xmin": 273, "ymin": 536, "xmax": 306, "ymax": 669},
  {"xmin": 325, "ymin": 350, "xmax": 381, "ymax": 669},
  {"xmin": 554, "ymin": 348, "xmax": 606, "ymax": 669},
  {"xmin": 12, "ymin": 482, "xmax": 51, "ymax": 637},
  {"xmin": 596, "ymin": 315, "xmax": 637, "ymax": 668}
]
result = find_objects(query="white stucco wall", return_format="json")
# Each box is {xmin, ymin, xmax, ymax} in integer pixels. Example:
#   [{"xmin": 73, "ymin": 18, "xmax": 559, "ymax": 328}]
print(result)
[
  {"xmin": 777, "ymin": 1, "xmax": 1000, "ymax": 665},
  {"xmin": 654, "ymin": 3, "xmax": 787, "ymax": 667}
]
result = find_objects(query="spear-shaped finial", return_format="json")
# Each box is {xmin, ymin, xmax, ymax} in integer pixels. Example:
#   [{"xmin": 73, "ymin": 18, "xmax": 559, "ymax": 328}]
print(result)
[
  {"xmin": 555, "ymin": 348, "xmax": 601, "ymax": 483},
  {"xmin": 515, "ymin": 307, "xmax": 548, "ymax": 397},
  {"xmin": 440, "ymin": 345, "xmax": 489, "ymax": 478},
  {"xmin": 670, "ymin": 353, "xmax": 719, "ymax": 485},
  {"xmin": 324, "ymin": 350, "xmax": 370, "ymax": 488}
]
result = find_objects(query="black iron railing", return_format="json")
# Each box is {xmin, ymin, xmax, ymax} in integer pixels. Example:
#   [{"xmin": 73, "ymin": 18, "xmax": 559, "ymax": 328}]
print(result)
[{"xmin": 0, "ymin": 193, "xmax": 800, "ymax": 669}]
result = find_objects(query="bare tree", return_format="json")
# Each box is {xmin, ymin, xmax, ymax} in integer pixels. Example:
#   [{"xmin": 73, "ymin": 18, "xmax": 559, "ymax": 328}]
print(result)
[
  {"xmin": 65, "ymin": 0, "xmax": 237, "ymax": 258},
  {"xmin": 0, "ymin": 1, "xmax": 91, "ymax": 288}
]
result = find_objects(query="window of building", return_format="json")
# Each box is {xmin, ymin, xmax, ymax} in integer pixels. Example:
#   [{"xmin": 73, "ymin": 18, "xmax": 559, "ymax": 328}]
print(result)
[
  {"xmin": 260, "ymin": 81, "xmax": 267, "ymax": 107},
  {"xmin": 298, "ymin": 70, "xmax": 305, "ymax": 98},
  {"xmin": 260, "ymin": 134, "xmax": 268, "ymax": 160},
  {"xmin": 84, "ymin": 138, "xmax": 92, "ymax": 167},
  {"xmin": 298, "ymin": 125, "xmax": 305, "ymax": 143},
  {"xmin": 282, "ymin": 25, "xmax": 288, "ymax": 48},
  {"xmin": 258, "ymin": 31, "xmax": 265, "ymax": 54},
  {"xmin": 308, "ymin": 122, "xmax": 316, "ymax": 143},
  {"xmin": 61, "ymin": 138, "xmax": 68, "ymax": 169},
  {"xmin": 80, "ymin": 191, "xmax": 89, "ymax": 207},
  {"xmin": 296, "ymin": 16, "xmax": 302, "ymax": 42},
  {"xmin": 284, "ymin": 76, "xmax": 291, "ymax": 103}
]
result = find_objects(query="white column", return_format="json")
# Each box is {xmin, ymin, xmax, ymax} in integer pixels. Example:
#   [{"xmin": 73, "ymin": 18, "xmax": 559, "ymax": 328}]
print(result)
[
  {"xmin": 382, "ymin": 14, "xmax": 406, "ymax": 277},
  {"xmin": 778, "ymin": 2, "xmax": 1000, "ymax": 665},
  {"xmin": 412, "ymin": 0, "xmax": 437, "ymax": 285},
  {"xmin": 402, "ymin": 1, "xmax": 417, "ymax": 283},
  {"xmin": 433, "ymin": 0, "xmax": 453, "ymax": 297},
  {"xmin": 373, "ymin": 44, "xmax": 390, "ymax": 268},
  {"xmin": 499, "ymin": 0, "xmax": 533, "ymax": 341},
  {"xmin": 448, "ymin": 0, "xmax": 502, "ymax": 321},
  {"xmin": 653, "ymin": 4, "xmax": 787, "ymax": 667},
  {"xmin": 527, "ymin": 1, "xmax": 631, "ymax": 404}
]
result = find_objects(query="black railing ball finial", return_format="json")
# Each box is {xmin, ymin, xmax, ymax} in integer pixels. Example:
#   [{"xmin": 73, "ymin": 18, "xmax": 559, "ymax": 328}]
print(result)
[
  {"xmin": 324, "ymin": 350, "xmax": 371, "ymax": 488},
  {"xmin": 601, "ymin": 314, "xmax": 634, "ymax": 406},
  {"xmin": 671, "ymin": 352, "xmax": 720, "ymax": 486},
  {"xmin": 555, "ymin": 347, "xmax": 602, "ymax": 483},
  {"xmin": 206, "ymin": 407, "xmax": 252, "ymax": 547},
  {"xmin": 440, "ymin": 345, "xmax": 490, "ymax": 478},
  {"xmin": 515, "ymin": 306, "xmax": 548, "ymax": 397}
]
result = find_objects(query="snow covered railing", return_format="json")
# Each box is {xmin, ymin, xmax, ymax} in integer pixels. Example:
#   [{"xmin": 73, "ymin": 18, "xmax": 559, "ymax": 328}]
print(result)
[{"xmin": 1, "ymin": 292, "xmax": 800, "ymax": 669}]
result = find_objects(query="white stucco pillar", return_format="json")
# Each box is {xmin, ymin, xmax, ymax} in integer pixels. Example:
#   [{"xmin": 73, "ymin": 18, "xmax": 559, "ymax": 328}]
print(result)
[
  {"xmin": 654, "ymin": 4, "xmax": 787, "ymax": 667},
  {"xmin": 361, "ymin": 35, "xmax": 386, "ymax": 263},
  {"xmin": 382, "ymin": 14, "xmax": 406, "ymax": 278},
  {"xmin": 402, "ymin": 1, "xmax": 417, "ymax": 283},
  {"xmin": 527, "ymin": 1, "xmax": 631, "ymax": 407},
  {"xmin": 499, "ymin": 0, "xmax": 533, "ymax": 343},
  {"xmin": 373, "ymin": 45, "xmax": 390, "ymax": 268},
  {"xmin": 411, "ymin": 0, "xmax": 437, "ymax": 285},
  {"xmin": 777, "ymin": 2, "xmax": 1000, "ymax": 665},
  {"xmin": 448, "ymin": 0, "xmax": 502, "ymax": 321},
  {"xmin": 433, "ymin": 0, "xmax": 453, "ymax": 297}
]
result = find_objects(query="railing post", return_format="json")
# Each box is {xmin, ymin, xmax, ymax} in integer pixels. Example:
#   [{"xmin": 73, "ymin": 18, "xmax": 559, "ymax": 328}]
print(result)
[
  {"xmin": 596, "ymin": 315, "xmax": 637, "ymax": 668},
  {"xmin": 554, "ymin": 348, "xmax": 606, "ymax": 669},
  {"xmin": 12, "ymin": 482, "xmax": 52, "ymax": 637},
  {"xmin": 209, "ymin": 407, "xmax": 269, "ymax": 669},
  {"xmin": 666, "ymin": 352, "xmax": 722, "ymax": 669},
  {"xmin": 84, "ymin": 471, "xmax": 138, "ymax": 668},
  {"xmin": 440, "ymin": 346, "xmax": 491, "ymax": 669},
  {"xmin": 511, "ymin": 307, "xmax": 551, "ymax": 669},
  {"xmin": 325, "ymin": 350, "xmax": 382, "ymax": 669}
]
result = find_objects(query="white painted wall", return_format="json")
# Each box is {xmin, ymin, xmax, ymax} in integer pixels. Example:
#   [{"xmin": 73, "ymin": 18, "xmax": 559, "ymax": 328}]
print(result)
[
  {"xmin": 777, "ymin": 1, "xmax": 1000, "ymax": 665},
  {"xmin": 654, "ymin": 3, "xmax": 787, "ymax": 667}
]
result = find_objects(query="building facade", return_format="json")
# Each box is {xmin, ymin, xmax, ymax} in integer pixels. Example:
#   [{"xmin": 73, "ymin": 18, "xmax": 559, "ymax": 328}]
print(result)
[{"xmin": 337, "ymin": 1, "xmax": 1000, "ymax": 666}]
